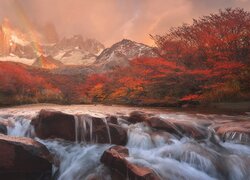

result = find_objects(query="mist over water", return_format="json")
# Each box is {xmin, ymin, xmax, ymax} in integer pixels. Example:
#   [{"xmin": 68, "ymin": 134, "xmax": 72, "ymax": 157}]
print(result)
[{"xmin": 1, "ymin": 104, "xmax": 250, "ymax": 180}]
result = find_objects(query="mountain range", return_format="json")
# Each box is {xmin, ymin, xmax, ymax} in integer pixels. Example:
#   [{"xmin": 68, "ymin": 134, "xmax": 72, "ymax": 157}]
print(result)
[{"xmin": 0, "ymin": 18, "xmax": 159, "ymax": 73}]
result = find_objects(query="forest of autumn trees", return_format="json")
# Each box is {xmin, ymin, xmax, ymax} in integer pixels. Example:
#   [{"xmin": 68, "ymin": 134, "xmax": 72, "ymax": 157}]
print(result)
[
  {"xmin": 83, "ymin": 8, "xmax": 250, "ymax": 106},
  {"xmin": 0, "ymin": 8, "xmax": 249, "ymax": 106},
  {"xmin": 0, "ymin": 62, "xmax": 63, "ymax": 105}
]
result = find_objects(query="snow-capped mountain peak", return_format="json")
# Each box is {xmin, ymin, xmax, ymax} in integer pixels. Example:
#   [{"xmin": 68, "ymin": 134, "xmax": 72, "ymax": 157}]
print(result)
[{"xmin": 94, "ymin": 39, "xmax": 159, "ymax": 71}]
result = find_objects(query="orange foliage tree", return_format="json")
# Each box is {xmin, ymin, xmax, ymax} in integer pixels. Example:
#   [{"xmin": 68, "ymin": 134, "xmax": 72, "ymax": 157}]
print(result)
[
  {"xmin": 153, "ymin": 8, "xmax": 250, "ymax": 103},
  {"xmin": 0, "ymin": 62, "xmax": 62, "ymax": 105}
]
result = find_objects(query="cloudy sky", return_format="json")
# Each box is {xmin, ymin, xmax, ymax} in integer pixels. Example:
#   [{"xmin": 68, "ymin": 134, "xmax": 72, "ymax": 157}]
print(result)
[{"xmin": 0, "ymin": 0, "xmax": 250, "ymax": 46}]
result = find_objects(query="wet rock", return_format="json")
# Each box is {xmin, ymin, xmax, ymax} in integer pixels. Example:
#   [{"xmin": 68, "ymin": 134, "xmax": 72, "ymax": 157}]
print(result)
[
  {"xmin": 106, "ymin": 115, "xmax": 118, "ymax": 125},
  {"xmin": 146, "ymin": 117, "xmax": 174, "ymax": 131},
  {"xmin": 31, "ymin": 109, "xmax": 75, "ymax": 141},
  {"xmin": 127, "ymin": 111, "xmax": 148, "ymax": 124},
  {"xmin": 0, "ymin": 122, "xmax": 7, "ymax": 135},
  {"xmin": 74, "ymin": 114, "xmax": 127, "ymax": 145},
  {"xmin": 146, "ymin": 117, "xmax": 207, "ymax": 139},
  {"xmin": 0, "ymin": 134, "xmax": 52, "ymax": 180},
  {"xmin": 87, "ymin": 123, "xmax": 127, "ymax": 145},
  {"xmin": 85, "ymin": 174, "xmax": 101, "ymax": 180},
  {"xmin": 101, "ymin": 146, "xmax": 160, "ymax": 180},
  {"xmin": 32, "ymin": 110, "xmax": 127, "ymax": 145}
]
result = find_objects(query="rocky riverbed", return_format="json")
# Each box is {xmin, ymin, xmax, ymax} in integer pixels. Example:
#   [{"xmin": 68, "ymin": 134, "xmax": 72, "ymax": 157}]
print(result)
[{"xmin": 0, "ymin": 104, "xmax": 250, "ymax": 180}]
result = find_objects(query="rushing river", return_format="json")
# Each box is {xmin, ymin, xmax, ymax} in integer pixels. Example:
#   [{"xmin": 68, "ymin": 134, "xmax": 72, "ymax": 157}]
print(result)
[{"xmin": 1, "ymin": 104, "xmax": 250, "ymax": 180}]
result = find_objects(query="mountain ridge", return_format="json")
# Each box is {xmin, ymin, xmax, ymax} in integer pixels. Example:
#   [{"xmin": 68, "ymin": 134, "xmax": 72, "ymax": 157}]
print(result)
[{"xmin": 0, "ymin": 18, "xmax": 160, "ymax": 73}]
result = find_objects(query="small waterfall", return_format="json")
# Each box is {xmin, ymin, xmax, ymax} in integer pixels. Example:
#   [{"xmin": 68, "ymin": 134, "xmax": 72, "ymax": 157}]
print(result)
[
  {"xmin": 74, "ymin": 115, "xmax": 112, "ymax": 144},
  {"xmin": 103, "ymin": 118, "xmax": 111, "ymax": 144},
  {"xmin": 74, "ymin": 115, "xmax": 79, "ymax": 143},
  {"xmin": 7, "ymin": 116, "xmax": 34, "ymax": 138},
  {"xmin": 127, "ymin": 123, "xmax": 155, "ymax": 149},
  {"xmin": 79, "ymin": 115, "xmax": 87, "ymax": 142},
  {"xmin": 74, "ymin": 115, "xmax": 89, "ymax": 143},
  {"xmin": 86, "ymin": 117, "xmax": 93, "ymax": 142},
  {"xmin": 223, "ymin": 131, "xmax": 250, "ymax": 144}
]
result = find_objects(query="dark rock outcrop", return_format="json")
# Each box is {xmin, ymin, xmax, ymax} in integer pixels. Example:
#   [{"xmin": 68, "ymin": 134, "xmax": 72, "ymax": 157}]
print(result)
[
  {"xmin": 101, "ymin": 146, "xmax": 160, "ymax": 180},
  {"xmin": 0, "ymin": 134, "xmax": 52, "ymax": 180}
]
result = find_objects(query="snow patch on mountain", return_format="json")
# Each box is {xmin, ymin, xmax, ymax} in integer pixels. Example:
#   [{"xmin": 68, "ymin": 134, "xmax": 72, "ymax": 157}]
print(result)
[
  {"xmin": 54, "ymin": 49, "xmax": 96, "ymax": 66},
  {"xmin": 0, "ymin": 54, "xmax": 35, "ymax": 65},
  {"xmin": 10, "ymin": 35, "xmax": 29, "ymax": 46}
]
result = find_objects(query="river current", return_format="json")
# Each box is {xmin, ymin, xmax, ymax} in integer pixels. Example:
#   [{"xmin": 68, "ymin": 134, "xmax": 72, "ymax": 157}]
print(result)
[{"xmin": 1, "ymin": 104, "xmax": 250, "ymax": 180}]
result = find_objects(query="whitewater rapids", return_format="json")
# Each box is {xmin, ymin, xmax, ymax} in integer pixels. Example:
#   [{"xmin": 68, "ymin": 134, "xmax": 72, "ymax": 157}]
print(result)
[{"xmin": 1, "ymin": 104, "xmax": 250, "ymax": 180}]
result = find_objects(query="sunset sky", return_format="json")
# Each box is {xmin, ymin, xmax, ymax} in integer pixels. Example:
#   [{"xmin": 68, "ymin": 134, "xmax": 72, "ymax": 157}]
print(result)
[{"xmin": 0, "ymin": 0, "xmax": 250, "ymax": 46}]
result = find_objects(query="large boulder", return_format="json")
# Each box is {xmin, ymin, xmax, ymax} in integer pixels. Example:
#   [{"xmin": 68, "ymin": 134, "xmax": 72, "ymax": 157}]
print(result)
[
  {"xmin": 0, "ymin": 134, "xmax": 52, "ymax": 180},
  {"xmin": 31, "ymin": 109, "xmax": 75, "ymax": 141},
  {"xmin": 32, "ymin": 110, "xmax": 127, "ymax": 145},
  {"xmin": 101, "ymin": 146, "xmax": 160, "ymax": 180}
]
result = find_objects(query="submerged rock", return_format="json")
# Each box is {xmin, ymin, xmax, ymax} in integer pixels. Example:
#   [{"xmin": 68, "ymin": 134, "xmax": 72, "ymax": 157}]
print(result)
[
  {"xmin": 216, "ymin": 121, "xmax": 250, "ymax": 144},
  {"xmin": 101, "ymin": 145, "xmax": 160, "ymax": 180},
  {"xmin": 146, "ymin": 117, "xmax": 207, "ymax": 139},
  {"xmin": 0, "ymin": 134, "xmax": 52, "ymax": 180}
]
